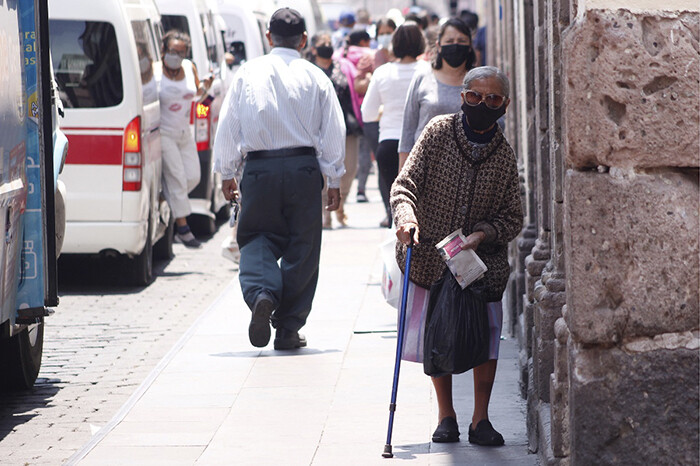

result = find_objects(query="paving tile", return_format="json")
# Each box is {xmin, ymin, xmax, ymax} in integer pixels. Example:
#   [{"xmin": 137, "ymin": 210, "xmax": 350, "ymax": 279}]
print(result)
[
  {"xmin": 67, "ymin": 193, "xmax": 534, "ymax": 465},
  {"xmin": 80, "ymin": 446, "xmax": 205, "ymax": 466}
]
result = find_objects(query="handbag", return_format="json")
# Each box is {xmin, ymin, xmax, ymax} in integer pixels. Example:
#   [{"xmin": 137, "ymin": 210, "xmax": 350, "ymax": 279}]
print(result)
[{"xmin": 423, "ymin": 269, "xmax": 490, "ymax": 376}]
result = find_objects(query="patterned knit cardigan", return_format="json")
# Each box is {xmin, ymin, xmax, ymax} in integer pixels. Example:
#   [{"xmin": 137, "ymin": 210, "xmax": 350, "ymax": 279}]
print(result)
[{"xmin": 390, "ymin": 113, "xmax": 523, "ymax": 302}]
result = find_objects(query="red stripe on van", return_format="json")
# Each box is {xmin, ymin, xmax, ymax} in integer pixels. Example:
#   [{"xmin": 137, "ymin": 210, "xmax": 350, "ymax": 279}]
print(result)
[{"xmin": 65, "ymin": 134, "xmax": 123, "ymax": 165}]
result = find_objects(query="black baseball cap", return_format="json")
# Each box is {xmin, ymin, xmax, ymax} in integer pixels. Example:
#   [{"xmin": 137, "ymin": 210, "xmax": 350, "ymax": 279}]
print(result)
[{"xmin": 269, "ymin": 8, "xmax": 306, "ymax": 36}]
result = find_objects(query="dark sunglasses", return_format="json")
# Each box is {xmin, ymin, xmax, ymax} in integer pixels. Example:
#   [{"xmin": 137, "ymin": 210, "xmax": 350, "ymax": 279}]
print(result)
[{"xmin": 464, "ymin": 90, "xmax": 506, "ymax": 109}]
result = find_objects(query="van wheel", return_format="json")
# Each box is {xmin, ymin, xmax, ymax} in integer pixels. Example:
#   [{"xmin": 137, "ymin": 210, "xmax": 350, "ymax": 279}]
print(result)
[
  {"xmin": 0, "ymin": 321, "xmax": 44, "ymax": 391},
  {"xmin": 132, "ymin": 217, "xmax": 153, "ymax": 286},
  {"xmin": 154, "ymin": 216, "xmax": 174, "ymax": 260}
]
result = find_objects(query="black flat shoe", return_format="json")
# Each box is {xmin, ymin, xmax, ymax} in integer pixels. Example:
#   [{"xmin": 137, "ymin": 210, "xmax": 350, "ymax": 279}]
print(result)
[
  {"xmin": 274, "ymin": 328, "xmax": 307, "ymax": 350},
  {"xmin": 249, "ymin": 293, "xmax": 274, "ymax": 347},
  {"xmin": 468, "ymin": 419, "xmax": 505, "ymax": 446},
  {"xmin": 432, "ymin": 416, "xmax": 460, "ymax": 443}
]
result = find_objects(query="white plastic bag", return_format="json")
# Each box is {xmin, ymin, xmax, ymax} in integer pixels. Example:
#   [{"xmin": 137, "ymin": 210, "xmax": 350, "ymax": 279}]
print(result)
[{"xmin": 380, "ymin": 234, "xmax": 401, "ymax": 308}]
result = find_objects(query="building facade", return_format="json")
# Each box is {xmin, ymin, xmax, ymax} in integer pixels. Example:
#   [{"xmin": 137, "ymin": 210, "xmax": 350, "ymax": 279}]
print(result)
[{"xmin": 483, "ymin": 1, "xmax": 699, "ymax": 464}]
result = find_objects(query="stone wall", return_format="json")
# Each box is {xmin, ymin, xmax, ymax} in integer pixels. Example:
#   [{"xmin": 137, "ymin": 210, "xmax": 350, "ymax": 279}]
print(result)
[{"xmin": 486, "ymin": 1, "xmax": 700, "ymax": 464}]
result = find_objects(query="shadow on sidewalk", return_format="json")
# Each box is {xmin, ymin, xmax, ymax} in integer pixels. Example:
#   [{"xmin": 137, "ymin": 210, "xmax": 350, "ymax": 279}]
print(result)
[
  {"xmin": 390, "ymin": 442, "xmax": 431, "ymax": 460},
  {"xmin": 0, "ymin": 378, "xmax": 61, "ymax": 441},
  {"xmin": 211, "ymin": 348, "xmax": 341, "ymax": 358}
]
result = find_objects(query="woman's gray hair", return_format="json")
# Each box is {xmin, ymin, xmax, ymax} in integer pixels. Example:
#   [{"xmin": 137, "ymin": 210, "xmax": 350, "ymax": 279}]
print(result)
[{"xmin": 463, "ymin": 66, "xmax": 510, "ymax": 98}]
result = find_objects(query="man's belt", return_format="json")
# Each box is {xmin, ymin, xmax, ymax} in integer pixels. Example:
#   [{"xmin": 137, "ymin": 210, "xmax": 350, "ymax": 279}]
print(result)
[{"xmin": 247, "ymin": 147, "xmax": 316, "ymax": 159}]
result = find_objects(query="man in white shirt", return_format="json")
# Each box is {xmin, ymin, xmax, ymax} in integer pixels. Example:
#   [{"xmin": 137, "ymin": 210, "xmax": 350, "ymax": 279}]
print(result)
[{"xmin": 214, "ymin": 8, "xmax": 346, "ymax": 350}]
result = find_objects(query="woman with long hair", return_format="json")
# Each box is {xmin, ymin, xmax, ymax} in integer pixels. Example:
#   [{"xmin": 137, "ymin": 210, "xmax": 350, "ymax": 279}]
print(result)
[
  {"xmin": 398, "ymin": 17, "xmax": 476, "ymax": 171},
  {"xmin": 361, "ymin": 21, "xmax": 427, "ymax": 228}
]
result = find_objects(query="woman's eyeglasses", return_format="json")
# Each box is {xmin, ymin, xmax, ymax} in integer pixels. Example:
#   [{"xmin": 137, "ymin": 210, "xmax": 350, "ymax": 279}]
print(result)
[{"xmin": 464, "ymin": 90, "xmax": 506, "ymax": 109}]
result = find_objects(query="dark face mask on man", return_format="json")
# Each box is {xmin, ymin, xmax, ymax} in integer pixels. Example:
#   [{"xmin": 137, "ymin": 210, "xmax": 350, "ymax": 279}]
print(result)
[
  {"xmin": 439, "ymin": 44, "xmax": 474, "ymax": 68},
  {"xmin": 462, "ymin": 100, "xmax": 506, "ymax": 132},
  {"xmin": 315, "ymin": 44, "xmax": 334, "ymax": 59}
]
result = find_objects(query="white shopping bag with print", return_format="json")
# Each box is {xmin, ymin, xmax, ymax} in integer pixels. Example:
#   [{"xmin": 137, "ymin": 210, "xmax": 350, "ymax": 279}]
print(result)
[{"xmin": 380, "ymin": 234, "xmax": 401, "ymax": 308}]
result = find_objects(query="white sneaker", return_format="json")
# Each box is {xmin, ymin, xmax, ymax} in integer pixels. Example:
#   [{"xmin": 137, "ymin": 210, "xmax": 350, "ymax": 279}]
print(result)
[{"xmin": 221, "ymin": 237, "xmax": 240, "ymax": 263}]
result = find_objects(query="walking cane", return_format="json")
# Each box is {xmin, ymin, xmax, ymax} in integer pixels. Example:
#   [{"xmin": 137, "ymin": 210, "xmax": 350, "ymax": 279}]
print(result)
[{"xmin": 382, "ymin": 227, "xmax": 415, "ymax": 459}]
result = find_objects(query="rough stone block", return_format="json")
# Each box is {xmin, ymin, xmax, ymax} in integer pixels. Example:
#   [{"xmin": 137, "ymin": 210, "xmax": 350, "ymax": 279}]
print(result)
[
  {"xmin": 522, "ymin": 300, "xmax": 535, "ymax": 356},
  {"xmin": 568, "ymin": 342, "xmax": 699, "ymax": 466},
  {"xmin": 563, "ymin": 9, "xmax": 700, "ymax": 168},
  {"xmin": 519, "ymin": 347, "xmax": 530, "ymax": 398},
  {"xmin": 527, "ymin": 357, "xmax": 539, "ymax": 453},
  {"xmin": 553, "ymin": 328, "xmax": 569, "ymax": 381},
  {"xmin": 550, "ymin": 376, "xmax": 570, "ymax": 458},
  {"xmin": 565, "ymin": 170, "xmax": 698, "ymax": 344},
  {"xmin": 534, "ymin": 337, "xmax": 554, "ymax": 403},
  {"xmin": 535, "ymin": 283, "xmax": 567, "ymax": 341}
]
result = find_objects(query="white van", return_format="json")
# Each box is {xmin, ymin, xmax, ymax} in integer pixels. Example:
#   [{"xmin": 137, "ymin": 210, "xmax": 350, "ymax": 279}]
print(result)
[
  {"xmin": 245, "ymin": 0, "xmax": 325, "ymax": 39},
  {"xmin": 49, "ymin": 0, "xmax": 172, "ymax": 285},
  {"xmin": 218, "ymin": 0, "xmax": 270, "ymax": 81},
  {"xmin": 216, "ymin": 0, "xmax": 270, "ymax": 80},
  {"xmin": 155, "ymin": 0, "xmax": 229, "ymax": 234},
  {"xmin": 279, "ymin": 0, "xmax": 326, "ymax": 37}
]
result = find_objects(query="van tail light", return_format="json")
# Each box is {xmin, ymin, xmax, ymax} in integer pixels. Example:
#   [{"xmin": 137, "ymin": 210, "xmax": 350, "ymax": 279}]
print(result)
[
  {"xmin": 123, "ymin": 116, "xmax": 142, "ymax": 192},
  {"xmin": 194, "ymin": 103, "xmax": 210, "ymax": 151}
]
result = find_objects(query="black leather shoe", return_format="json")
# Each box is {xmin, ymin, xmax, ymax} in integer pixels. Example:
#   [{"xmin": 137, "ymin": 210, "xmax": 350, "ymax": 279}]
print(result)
[
  {"xmin": 468, "ymin": 419, "xmax": 505, "ymax": 446},
  {"xmin": 432, "ymin": 417, "xmax": 460, "ymax": 443},
  {"xmin": 274, "ymin": 328, "xmax": 307, "ymax": 350},
  {"xmin": 249, "ymin": 293, "xmax": 274, "ymax": 348}
]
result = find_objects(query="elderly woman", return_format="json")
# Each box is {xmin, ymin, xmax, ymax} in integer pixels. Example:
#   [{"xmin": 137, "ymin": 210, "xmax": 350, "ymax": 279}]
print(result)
[{"xmin": 391, "ymin": 66, "xmax": 523, "ymax": 446}]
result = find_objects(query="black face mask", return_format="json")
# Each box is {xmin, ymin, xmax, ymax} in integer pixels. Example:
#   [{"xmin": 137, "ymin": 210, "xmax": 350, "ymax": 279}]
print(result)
[
  {"xmin": 316, "ymin": 45, "xmax": 334, "ymax": 59},
  {"xmin": 462, "ymin": 101, "xmax": 506, "ymax": 131},
  {"xmin": 439, "ymin": 44, "xmax": 473, "ymax": 68}
]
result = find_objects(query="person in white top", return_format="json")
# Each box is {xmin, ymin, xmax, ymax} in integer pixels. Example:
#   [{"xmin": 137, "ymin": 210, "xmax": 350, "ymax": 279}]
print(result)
[
  {"xmin": 156, "ymin": 30, "xmax": 213, "ymax": 248},
  {"xmin": 361, "ymin": 21, "xmax": 428, "ymax": 228},
  {"xmin": 213, "ymin": 8, "xmax": 346, "ymax": 351}
]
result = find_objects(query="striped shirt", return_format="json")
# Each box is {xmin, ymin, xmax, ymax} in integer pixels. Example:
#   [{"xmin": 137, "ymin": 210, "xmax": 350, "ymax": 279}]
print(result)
[{"xmin": 213, "ymin": 47, "xmax": 346, "ymax": 188}]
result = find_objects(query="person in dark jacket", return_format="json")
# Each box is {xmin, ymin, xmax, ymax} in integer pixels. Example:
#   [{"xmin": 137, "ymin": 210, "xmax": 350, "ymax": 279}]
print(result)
[{"xmin": 309, "ymin": 31, "xmax": 362, "ymax": 228}]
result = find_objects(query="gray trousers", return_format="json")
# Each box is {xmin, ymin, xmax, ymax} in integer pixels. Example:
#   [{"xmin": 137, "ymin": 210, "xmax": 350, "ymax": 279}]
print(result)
[
  {"xmin": 356, "ymin": 121, "xmax": 379, "ymax": 193},
  {"xmin": 237, "ymin": 154, "xmax": 323, "ymax": 332}
]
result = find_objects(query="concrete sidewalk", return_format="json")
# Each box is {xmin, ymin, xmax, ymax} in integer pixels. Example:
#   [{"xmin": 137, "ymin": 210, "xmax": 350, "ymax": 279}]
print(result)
[{"xmin": 68, "ymin": 193, "xmax": 538, "ymax": 466}]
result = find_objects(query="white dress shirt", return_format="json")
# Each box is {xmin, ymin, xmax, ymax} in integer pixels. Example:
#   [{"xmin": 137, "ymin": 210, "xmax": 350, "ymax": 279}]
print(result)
[{"xmin": 213, "ymin": 47, "xmax": 346, "ymax": 188}]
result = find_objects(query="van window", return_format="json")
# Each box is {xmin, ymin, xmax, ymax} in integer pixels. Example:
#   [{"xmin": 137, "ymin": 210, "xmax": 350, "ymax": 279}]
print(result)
[
  {"xmin": 131, "ymin": 20, "xmax": 159, "ymax": 105},
  {"xmin": 49, "ymin": 20, "xmax": 123, "ymax": 108},
  {"xmin": 161, "ymin": 15, "xmax": 192, "ymax": 59}
]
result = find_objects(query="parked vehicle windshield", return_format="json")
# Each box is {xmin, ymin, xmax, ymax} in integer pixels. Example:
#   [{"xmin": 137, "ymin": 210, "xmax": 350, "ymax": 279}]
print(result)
[{"xmin": 49, "ymin": 20, "xmax": 123, "ymax": 108}]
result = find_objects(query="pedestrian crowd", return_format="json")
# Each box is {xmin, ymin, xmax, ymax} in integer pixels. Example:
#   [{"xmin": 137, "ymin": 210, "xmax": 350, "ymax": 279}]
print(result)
[{"xmin": 211, "ymin": 5, "xmax": 521, "ymax": 451}]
